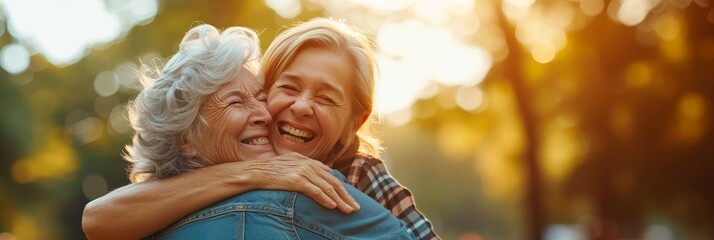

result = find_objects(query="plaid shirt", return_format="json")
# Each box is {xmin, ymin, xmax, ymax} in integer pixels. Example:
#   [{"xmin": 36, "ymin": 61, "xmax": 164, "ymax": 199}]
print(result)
[{"xmin": 338, "ymin": 154, "xmax": 439, "ymax": 240}]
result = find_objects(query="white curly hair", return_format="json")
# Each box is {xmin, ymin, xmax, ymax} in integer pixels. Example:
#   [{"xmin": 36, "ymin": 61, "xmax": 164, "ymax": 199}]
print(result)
[{"xmin": 124, "ymin": 24, "xmax": 262, "ymax": 183}]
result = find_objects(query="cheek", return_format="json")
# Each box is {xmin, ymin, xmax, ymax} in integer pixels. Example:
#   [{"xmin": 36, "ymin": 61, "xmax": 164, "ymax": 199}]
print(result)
[
  {"xmin": 267, "ymin": 94, "xmax": 288, "ymax": 115},
  {"xmin": 226, "ymin": 111, "xmax": 248, "ymax": 134},
  {"xmin": 318, "ymin": 108, "xmax": 349, "ymax": 140},
  {"xmin": 209, "ymin": 110, "xmax": 246, "ymax": 160}
]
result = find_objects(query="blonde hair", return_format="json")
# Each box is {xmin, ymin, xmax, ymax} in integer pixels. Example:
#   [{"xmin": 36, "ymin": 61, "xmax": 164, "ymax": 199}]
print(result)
[
  {"xmin": 125, "ymin": 24, "xmax": 262, "ymax": 183},
  {"xmin": 262, "ymin": 18, "xmax": 382, "ymax": 164}
]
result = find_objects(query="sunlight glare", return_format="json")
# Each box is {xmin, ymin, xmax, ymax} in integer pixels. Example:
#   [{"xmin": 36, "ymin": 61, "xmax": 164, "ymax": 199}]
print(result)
[
  {"xmin": 1, "ymin": 0, "xmax": 158, "ymax": 66},
  {"xmin": 615, "ymin": 0, "xmax": 660, "ymax": 26},
  {"xmin": 413, "ymin": 0, "xmax": 475, "ymax": 24},
  {"xmin": 375, "ymin": 54, "xmax": 428, "ymax": 114},
  {"xmin": 110, "ymin": 0, "xmax": 159, "ymax": 25},
  {"xmin": 384, "ymin": 107, "xmax": 414, "ymax": 127},
  {"xmin": 436, "ymin": 45, "xmax": 492, "ymax": 86},
  {"xmin": 265, "ymin": 0, "xmax": 302, "ymax": 19},
  {"xmin": 348, "ymin": 0, "xmax": 414, "ymax": 11},
  {"xmin": 506, "ymin": 0, "xmax": 535, "ymax": 8},
  {"xmin": 375, "ymin": 20, "xmax": 493, "ymax": 114}
]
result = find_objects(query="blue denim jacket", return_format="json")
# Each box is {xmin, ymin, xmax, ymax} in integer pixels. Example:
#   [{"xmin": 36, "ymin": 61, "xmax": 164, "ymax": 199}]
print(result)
[{"xmin": 147, "ymin": 170, "xmax": 414, "ymax": 240}]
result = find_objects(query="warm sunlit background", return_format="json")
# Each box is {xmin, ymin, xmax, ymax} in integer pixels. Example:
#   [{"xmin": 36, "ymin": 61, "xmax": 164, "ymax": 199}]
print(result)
[{"xmin": 1, "ymin": 0, "xmax": 713, "ymax": 239}]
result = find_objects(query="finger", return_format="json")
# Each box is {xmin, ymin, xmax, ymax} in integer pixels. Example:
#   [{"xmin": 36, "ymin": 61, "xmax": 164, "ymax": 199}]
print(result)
[
  {"xmin": 309, "ymin": 159, "xmax": 331, "ymax": 172},
  {"xmin": 327, "ymin": 171, "xmax": 360, "ymax": 211},
  {"xmin": 300, "ymin": 183, "xmax": 338, "ymax": 210},
  {"xmin": 318, "ymin": 170, "xmax": 360, "ymax": 211},
  {"xmin": 309, "ymin": 176, "xmax": 353, "ymax": 214}
]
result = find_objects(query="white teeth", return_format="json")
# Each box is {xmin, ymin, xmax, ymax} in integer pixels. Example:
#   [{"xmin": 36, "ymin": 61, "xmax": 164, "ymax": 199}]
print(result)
[
  {"xmin": 245, "ymin": 137, "xmax": 269, "ymax": 145},
  {"xmin": 281, "ymin": 133, "xmax": 306, "ymax": 143},
  {"xmin": 279, "ymin": 124, "xmax": 314, "ymax": 138}
]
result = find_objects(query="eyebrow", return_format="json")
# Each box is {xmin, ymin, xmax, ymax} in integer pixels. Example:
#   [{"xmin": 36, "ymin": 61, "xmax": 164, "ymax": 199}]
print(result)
[
  {"xmin": 279, "ymin": 73, "xmax": 343, "ymax": 94},
  {"xmin": 219, "ymin": 89, "xmax": 266, "ymax": 100}
]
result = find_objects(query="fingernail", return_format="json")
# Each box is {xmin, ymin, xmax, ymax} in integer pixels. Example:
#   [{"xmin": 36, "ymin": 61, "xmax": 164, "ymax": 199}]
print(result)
[
  {"xmin": 329, "ymin": 201, "xmax": 337, "ymax": 208},
  {"xmin": 353, "ymin": 201, "xmax": 360, "ymax": 210}
]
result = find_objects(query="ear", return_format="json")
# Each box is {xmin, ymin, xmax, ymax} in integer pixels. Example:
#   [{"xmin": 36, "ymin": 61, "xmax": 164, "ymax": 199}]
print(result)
[
  {"xmin": 339, "ymin": 111, "xmax": 370, "ymax": 146},
  {"xmin": 182, "ymin": 137, "xmax": 199, "ymax": 158},
  {"xmin": 182, "ymin": 143, "xmax": 198, "ymax": 158},
  {"xmin": 354, "ymin": 111, "xmax": 370, "ymax": 130}
]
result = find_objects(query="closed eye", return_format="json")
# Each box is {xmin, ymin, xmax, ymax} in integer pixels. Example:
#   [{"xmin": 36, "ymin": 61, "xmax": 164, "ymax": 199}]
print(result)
[
  {"xmin": 279, "ymin": 84, "xmax": 298, "ymax": 91},
  {"xmin": 257, "ymin": 95, "xmax": 268, "ymax": 103},
  {"xmin": 228, "ymin": 100, "xmax": 243, "ymax": 106},
  {"xmin": 317, "ymin": 95, "xmax": 336, "ymax": 105}
]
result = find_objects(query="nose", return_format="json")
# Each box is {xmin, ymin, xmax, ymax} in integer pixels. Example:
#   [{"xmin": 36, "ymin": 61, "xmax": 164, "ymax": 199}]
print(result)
[
  {"xmin": 290, "ymin": 94, "xmax": 314, "ymax": 118},
  {"xmin": 249, "ymin": 104, "xmax": 271, "ymax": 126}
]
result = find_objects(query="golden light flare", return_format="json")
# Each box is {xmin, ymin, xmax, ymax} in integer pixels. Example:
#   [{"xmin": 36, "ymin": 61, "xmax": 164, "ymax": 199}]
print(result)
[
  {"xmin": 474, "ymin": 143, "xmax": 524, "ymax": 200},
  {"xmin": 669, "ymin": 93, "xmax": 708, "ymax": 144},
  {"xmin": 11, "ymin": 130, "xmax": 78, "ymax": 184},
  {"xmin": 11, "ymin": 213, "xmax": 37, "ymax": 240},
  {"xmin": 487, "ymin": 82, "xmax": 526, "ymax": 153},
  {"xmin": 658, "ymin": 25, "xmax": 689, "ymax": 63},
  {"xmin": 609, "ymin": 105, "xmax": 635, "ymax": 139},
  {"xmin": 654, "ymin": 12, "xmax": 683, "ymax": 41},
  {"xmin": 437, "ymin": 120, "xmax": 482, "ymax": 159},
  {"xmin": 625, "ymin": 61, "xmax": 653, "ymax": 88},
  {"xmin": 513, "ymin": 5, "xmax": 570, "ymax": 64},
  {"xmin": 540, "ymin": 122, "xmax": 583, "ymax": 184},
  {"xmin": 609, "ymin": 0, "xmax": 661, "ymax": 26}
]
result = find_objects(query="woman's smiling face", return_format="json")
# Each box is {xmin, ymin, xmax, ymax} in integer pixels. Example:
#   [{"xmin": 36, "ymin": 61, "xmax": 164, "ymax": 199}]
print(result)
[
  {"xmin": 189, "ymin": 67, "xmax": 276, "ymax": 165},
  {"xmin": 267, "ymin": 47, "xmax": 358, "ymax": 162}
]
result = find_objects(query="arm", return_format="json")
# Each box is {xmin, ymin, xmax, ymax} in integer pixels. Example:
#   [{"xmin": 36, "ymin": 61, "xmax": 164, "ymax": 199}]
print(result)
[
  {"xmin": 344, "ymin": 155, "xmax": 440, "ymax": 240},
  {"xmin": 82, "ymin": 153, "xmax": 360, "ymax": 240}
]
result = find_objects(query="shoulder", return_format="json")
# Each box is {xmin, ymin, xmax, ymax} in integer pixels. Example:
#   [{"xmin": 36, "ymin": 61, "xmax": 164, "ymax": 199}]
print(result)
[
  {"xmin": 343, "ymin": 153, "xmax": 389, "ymax": 185},
  {"xmin": 149, "ymin": 190, "xmax": 298, "ymax": 240},
  {"xmin": 293, "ymin": 176, "xmax": 413, "ymax": 240}
]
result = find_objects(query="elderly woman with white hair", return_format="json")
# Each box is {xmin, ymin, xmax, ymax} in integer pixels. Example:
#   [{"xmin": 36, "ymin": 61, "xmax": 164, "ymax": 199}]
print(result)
[{"xmin": 82, "ymin": 24, "xmax": 413, "ymax": 239}]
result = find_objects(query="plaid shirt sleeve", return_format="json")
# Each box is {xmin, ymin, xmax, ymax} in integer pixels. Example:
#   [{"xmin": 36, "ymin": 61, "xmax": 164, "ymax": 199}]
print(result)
[{"xmin": 342, "ymin": 154, "xmax": 440, "ymax": 240}]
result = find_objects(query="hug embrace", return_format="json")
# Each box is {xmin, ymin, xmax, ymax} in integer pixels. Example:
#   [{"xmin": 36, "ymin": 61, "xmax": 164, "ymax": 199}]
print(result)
[{"xmin": 82, "ymin": 18, "xmax": 439, "ymax": 240}]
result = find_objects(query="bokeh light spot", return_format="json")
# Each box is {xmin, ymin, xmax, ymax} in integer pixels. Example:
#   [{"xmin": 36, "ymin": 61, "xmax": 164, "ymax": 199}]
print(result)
[
  {"xmin": 94, "ymin": 70, "xmax": 119, "ymax": 97},
  {"xmin": 625, "ymin": 61, "xmax": 653, "ymax": 88},
  {"xmin": 616, "ymin": 0, "xmax": 657, "ymax": 26},
  {"xmin": 115, "ymin": 61, "xmax": 139, "ymax": 92},
  {"xmin": 456, "ymin": 86, "xmax": 485, "ymax": 111},
  {"xmin": 581, "ymin": 0, "xmax": 605, "ymax": 16},
  {"xmin": 109, "ymin": 105, "xmax": 131, "ymax": 134},
  {"xmin": 82, "ymin": 174, "xmax": 109, "ymax": 200},
  {"xmin": 0, "ymin": 44, "xmax": 30, "ymax": 75},
  {"xmin": 655, "ymin": 13, "xmax": 681, "ymax": 40}
]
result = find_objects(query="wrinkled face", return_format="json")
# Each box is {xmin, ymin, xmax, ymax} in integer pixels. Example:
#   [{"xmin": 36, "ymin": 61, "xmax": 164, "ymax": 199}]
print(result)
[
  {"xmin": 189, "ymin": 67, "xmax": 276, "ymax": 165},
  {"xmin": 267, "ymin": 47, "xmax": 358, "ymax": 162}
]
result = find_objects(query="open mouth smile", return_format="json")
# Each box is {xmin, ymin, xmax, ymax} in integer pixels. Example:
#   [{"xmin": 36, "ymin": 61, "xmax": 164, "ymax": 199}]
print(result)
[
  {"xmin": 278, "ymin": 123, "xmax": 315, "ymax": 143},
  {"xmin": 241, "ymin": 137, "xmax": 270, "ymax": 145}
]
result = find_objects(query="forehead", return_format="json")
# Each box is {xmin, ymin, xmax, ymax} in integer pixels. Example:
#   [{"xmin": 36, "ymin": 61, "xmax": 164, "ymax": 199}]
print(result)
[
  {"xmin": 216, "ymin": 68, "xmax": 262, "ymax": 96},
  {"xmin": 284, "ymin": 47, "xmax": 353, "ymax": 91}
]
